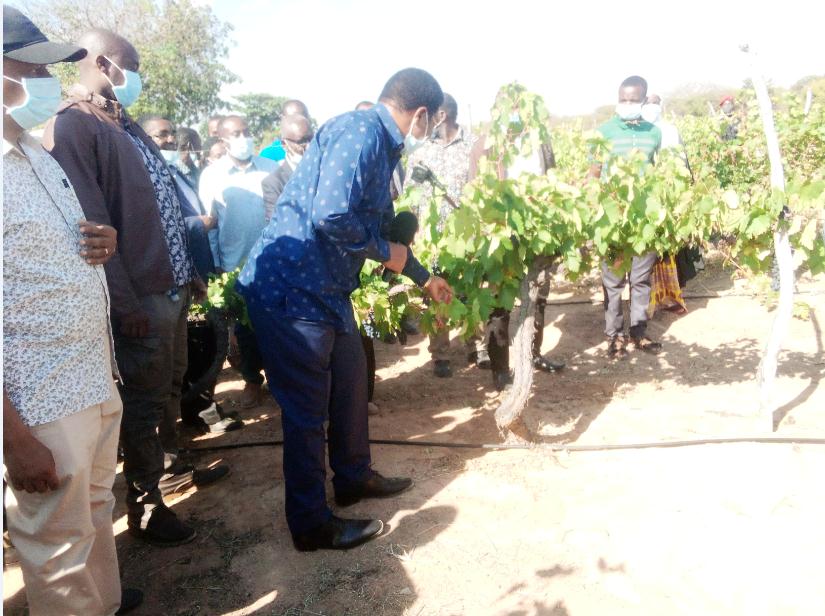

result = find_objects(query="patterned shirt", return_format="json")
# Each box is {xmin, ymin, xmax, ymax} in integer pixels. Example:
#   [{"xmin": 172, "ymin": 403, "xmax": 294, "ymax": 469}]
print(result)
[
  {"xmin": 126, "ymin": 131, "xmax": 195, "ymax": 288},
  {"xmin": 406, "ymin": 125, "xmax": 476, "ymax": 225},
  {"xmin": 3, "ymin": 133, "xmax": 117, "ymax": 426},
  {"xmin": 238, "ymin": 103, "xmax": 429, "ymax": 333},
  {"xmin": 199, "ymin": 154, "xmax": 279, "ymax": 272}
]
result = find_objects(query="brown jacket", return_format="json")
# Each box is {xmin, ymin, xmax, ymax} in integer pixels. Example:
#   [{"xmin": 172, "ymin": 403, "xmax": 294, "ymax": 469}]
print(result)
[{"xmin": 43, "ymin": 87, "xmax": 175, "ymax": 319}]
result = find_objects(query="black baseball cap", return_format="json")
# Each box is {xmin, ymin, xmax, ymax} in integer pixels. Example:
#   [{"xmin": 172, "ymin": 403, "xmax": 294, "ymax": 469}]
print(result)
[{"xmin": 3, "ymin": 5, "xmax": 86, "ymax": 64}]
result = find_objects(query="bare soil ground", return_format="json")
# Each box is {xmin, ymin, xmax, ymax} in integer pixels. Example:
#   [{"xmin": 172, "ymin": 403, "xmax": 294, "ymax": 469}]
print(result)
[{"xmin": 5, "ymin": 258, "xmax": 825, "ymax": 615}]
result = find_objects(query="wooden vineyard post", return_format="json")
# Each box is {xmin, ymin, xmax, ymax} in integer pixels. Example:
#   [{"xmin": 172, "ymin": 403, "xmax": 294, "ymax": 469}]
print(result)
[{"xmin": 741, "ymin": 45, "xmax": 794, "ymax": 432}]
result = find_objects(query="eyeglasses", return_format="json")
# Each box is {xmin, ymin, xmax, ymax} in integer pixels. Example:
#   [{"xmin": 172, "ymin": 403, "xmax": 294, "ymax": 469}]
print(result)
[
  {"xmin": 283, "ymin": 136, "xmax": 313, "ymax": 146},
  {"xmin": 149, "ymin": 129, "xmax": 176, "ymax": 139}
]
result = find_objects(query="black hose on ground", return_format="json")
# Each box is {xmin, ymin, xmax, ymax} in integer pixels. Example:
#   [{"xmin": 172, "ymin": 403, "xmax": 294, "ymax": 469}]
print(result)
[
  {"xmin": 545, "ymin": 289, "xmax": 823, "ymax": 307},
  {"xmin": 183, "ymin": 435, "xmax": 825, "ymax": 455}
]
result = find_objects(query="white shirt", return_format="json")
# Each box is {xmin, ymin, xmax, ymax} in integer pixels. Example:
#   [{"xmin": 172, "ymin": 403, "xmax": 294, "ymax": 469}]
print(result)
[
  {"xmin": 3, "ymin": 133, "xmax": 116, "ymax": 426},
  {"xmin": 198, "ymin": 154, "xmax": 279, "ymax": 271},
  {"xmin": 655, "ymin": 120, "xmax": 683, "ymax": 150},
  {"xmin": 507, "ymin": 137, "xmax": 544, "ymax": 178}
]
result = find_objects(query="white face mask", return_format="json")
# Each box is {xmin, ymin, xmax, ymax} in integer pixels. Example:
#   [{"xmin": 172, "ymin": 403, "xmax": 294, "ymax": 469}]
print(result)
[
  {"xmin": 404, "ymin": 109, "xmax": 429, "ymax": 155},
  {"xmin": 225, "ymin": 135, "xmax": 255, "ymax": 161},
  {"xmin": 641, "ymin": 103, "xmax": 662, "ymax": 123},
  {"xmin": 616, "ymin": 102, "xmax": 643, "ymax": 121},
  {"xmin": 286, "ymin": 150, "xmax": 303, "ymax": 170}
]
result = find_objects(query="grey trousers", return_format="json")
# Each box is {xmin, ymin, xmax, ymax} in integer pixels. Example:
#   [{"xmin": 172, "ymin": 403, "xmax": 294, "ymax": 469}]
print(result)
[
  {"xmin": 601, "ymin": 253, "xmax": 657, "ymax": 338},
  {"xmin": 115, "ymin": 287, "xmax": 190, "ymax": 521}
]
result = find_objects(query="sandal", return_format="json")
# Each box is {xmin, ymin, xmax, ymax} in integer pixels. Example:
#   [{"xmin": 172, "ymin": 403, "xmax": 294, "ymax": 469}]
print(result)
[{"xmin": 630, "ymin": 336, "xmax": 662, "ymax": 354}]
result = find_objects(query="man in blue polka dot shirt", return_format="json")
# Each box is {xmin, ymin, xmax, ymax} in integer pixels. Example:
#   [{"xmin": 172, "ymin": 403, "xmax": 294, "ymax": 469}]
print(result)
[{"xmin": 238, "ymin": 68, "xmax": 453, "ymax": 551}]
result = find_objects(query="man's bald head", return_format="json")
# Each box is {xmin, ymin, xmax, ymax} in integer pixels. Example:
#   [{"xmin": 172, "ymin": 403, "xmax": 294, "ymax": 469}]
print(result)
[
  {"xmin": 282, "ymin": 99, "xmax": 309, "ymax": 119},
  {"xmin": 281, "ymin": 114, "xmax": 312, "ymax": 142},
  {"xmin": 218, "ymin": 115, "xmax": 250, "ymax": 139},
  {"xmin": 76, "ymin": 28, "xmax": 139, "ymax": 100},
  {"xmin": 281, "ymin": 114, "xmax": 314, "ymax": 160}
]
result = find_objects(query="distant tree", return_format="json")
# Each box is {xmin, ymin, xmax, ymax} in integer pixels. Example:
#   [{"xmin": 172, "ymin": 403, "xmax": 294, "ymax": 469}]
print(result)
[
  {"xmin": 792, "ymin": 75, "xmax": 825, "ymax": 103},
  {"xmin": 19, "ymin": 0, "xmax": 237, "ymax": 125},
  {"xmin": 233, "ymin": 93, "xmax": 289, "ymax": 145}
]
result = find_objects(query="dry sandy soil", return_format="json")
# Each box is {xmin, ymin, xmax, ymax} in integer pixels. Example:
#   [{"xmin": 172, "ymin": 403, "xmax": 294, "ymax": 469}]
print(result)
[{"xmin": 5, "ymin": 258, "xmax": 825, "ymax": 615}]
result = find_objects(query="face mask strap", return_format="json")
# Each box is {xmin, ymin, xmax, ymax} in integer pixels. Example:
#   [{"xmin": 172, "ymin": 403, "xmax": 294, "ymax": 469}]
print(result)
[
  {"xmin": 408, "ymin": 109, "xmax": 429, "ymax": 141},
  {"xmin": 102, "ymin": 55, "xmax": 126, "ymax": 88}
]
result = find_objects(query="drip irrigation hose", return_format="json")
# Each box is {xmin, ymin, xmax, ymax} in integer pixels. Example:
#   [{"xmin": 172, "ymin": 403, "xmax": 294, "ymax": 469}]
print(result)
[
  {"xmin": 545, "ymin": 289, "xmax": 823, "ymax": 307},
  {"xmin": 183, "ymin": 435, "xmax": 825, "ymax": 455}
]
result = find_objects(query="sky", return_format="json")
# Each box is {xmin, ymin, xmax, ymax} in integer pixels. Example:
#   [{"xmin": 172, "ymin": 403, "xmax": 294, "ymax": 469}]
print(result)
[{"xmin": 208, "ymin": 0, "xmax": 825, "ymax": 126}]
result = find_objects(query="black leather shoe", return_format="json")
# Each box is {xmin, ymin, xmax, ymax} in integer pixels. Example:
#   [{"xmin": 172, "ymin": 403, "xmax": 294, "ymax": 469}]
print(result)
[
  {"xmin": 292, "ymin": 515, "xmax": 383, "ymax": 551},
  {"xmin": 533, "ymin": 356, "xmax": 565, "ymax": 373},
  {"xmin": 335, "ymin": 472, "xmax": 414, "ymax": 507},
  {"xmin": 493, "ymin": 370, "xmax": 513, "ymax": 391},
  {"xmin": 128, "ymin": 503, "xmax": 197, "ymax": 547},
  {"xmin": 433, "ymin": 360, "xmax": 453, "ymax": 378},
  {"xmin": 116, "ymin": 588, "xmax": 144, "ymax": 615}
]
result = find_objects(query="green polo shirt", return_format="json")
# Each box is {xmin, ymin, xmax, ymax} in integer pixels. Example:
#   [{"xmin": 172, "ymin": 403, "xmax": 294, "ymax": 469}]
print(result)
[{"xmin": 596, "ymin": 115, "xmax": 662, "ymax": 174}]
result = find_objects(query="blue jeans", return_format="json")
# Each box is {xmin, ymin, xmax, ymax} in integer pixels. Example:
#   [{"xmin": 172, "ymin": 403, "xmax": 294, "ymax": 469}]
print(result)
[{"xmin": 246, "ymin": 297, "xmax": 373, "ymax": 535}]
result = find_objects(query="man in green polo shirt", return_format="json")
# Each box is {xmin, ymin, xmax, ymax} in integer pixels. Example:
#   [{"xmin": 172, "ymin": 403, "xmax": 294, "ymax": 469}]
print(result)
[{"xmin": 590, "ymin": 75, "xmax": 663, "ymax": 359}]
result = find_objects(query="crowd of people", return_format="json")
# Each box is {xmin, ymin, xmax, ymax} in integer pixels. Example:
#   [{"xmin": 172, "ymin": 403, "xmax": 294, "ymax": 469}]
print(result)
[{"xmin": 3, "ymin": 6, "xmax": 730, "ymax": 615}]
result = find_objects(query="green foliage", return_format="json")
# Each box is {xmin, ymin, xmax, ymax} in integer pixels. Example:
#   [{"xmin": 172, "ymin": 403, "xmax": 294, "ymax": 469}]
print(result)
[
  {"xmin": 233, "ymin": 93, "xmax": 289, "ymax": 147},
  {"xmin": 413, "ymin": 83, "xmax": 825, "ymax": 338},
  {"xmin": 199, "ymin": 82, "xmax": 823, "ymax": 346},
  {"xmin": 351, "ymin": 261, "xmax": 424, "ymax": 339},
  {"xmin": 190, "ymin": 269, "xmax": 249, "ymax": 327},
  {"xmin": 20, "ymin": 0, "xmax": 237, "ymax": 125}
]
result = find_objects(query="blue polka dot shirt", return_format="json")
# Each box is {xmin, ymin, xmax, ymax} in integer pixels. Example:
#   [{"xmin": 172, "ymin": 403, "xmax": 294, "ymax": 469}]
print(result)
[{"xmin": 238, "ymin": 103, "xmax": 429, "ymax": 333}]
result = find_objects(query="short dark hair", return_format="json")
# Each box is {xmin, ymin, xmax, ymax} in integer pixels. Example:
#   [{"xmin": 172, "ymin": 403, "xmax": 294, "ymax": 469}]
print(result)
[
  {"xmin": 379, "ymin": 68, "xmax": 443, "ymax": 116},
  {"xmin": 177, "ymin": 126, "xmax": 201, "ymax": 149},
  {"xmin": 620, "ymin": 75, "xmax": 648, "ymax": 97},
  {"xmin": 441, "ymin": 93, "xmax": 458, "ymax": 121},
  {"xmin": 203, "ymin": 136, "xmax": 222, "ymax": 151},
  {"xmin": 354, "ymin": 100, "xmax": 374, "ymax": 110},
  {"xmin": 136, "ymin": 114, "xmax": 167, "ymax": 131}
]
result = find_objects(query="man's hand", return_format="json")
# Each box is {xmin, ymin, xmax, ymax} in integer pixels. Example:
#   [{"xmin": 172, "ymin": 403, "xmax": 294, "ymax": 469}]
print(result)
[
  {"xmin": 6, "ymin": 432, "xmax": 59, "ymax": 494},
  {"xmin": 424, "ymin": 276, "xmax": 453, "ymax": 304},
  {"xmin": 120, "ymin": 310, "xmax": 151, "ymax": 338},
  {"xmin": 198, "ymin": 215, "xmax": 216, "ymax": 231},
  {"xmin": 78, "ymin": 220, "xmax": 117, "ymax": 265},
  {"xmin": 191, "ymin": 278, "xmax": 207, "ymax": 304},
  {"xmin": 382, "ymin": 242, "xmax": 409, "ymax": 273}
]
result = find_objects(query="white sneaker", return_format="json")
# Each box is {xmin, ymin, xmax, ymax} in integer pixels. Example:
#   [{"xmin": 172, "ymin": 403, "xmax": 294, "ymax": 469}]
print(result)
[{"xmin": 199, "ymin": 403, "xmax": 243, "ymax": 433}]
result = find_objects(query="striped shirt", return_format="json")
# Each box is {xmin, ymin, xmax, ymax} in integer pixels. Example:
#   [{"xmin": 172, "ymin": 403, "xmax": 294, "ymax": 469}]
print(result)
[{"xmin": 597, "ymin": 115, "xmax": 661, "ymax": 174}]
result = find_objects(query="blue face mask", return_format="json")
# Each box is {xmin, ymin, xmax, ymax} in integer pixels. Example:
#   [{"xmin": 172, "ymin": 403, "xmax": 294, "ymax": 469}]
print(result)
[
  {"xmin": 160, "ymin": 149, "xmax": 180, "ymax": 166},
  {"xmin": 3, "ymin": 75, "xmax": 62, "ymax": 130},
  {"xmin": 103, "ymin": 56, "xmax": 142, "ymax": 108}
]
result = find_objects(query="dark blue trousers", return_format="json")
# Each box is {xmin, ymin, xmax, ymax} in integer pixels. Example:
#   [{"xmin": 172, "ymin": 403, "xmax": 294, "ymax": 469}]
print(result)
[{"xmin": 246, "ymin": 298, "xmax": 373, "ymax": 535}]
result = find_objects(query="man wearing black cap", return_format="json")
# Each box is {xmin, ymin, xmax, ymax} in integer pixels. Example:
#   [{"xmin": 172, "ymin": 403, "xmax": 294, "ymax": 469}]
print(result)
[{"xmin": 3, "ymin": 6, "xmax": 141, "ymax": 615}]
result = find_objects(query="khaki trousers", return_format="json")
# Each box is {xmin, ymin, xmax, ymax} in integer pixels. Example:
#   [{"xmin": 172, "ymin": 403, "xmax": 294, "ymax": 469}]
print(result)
[{"xmin": 4, "ymin": 380, "xmax": 123, "ymax": 616}]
